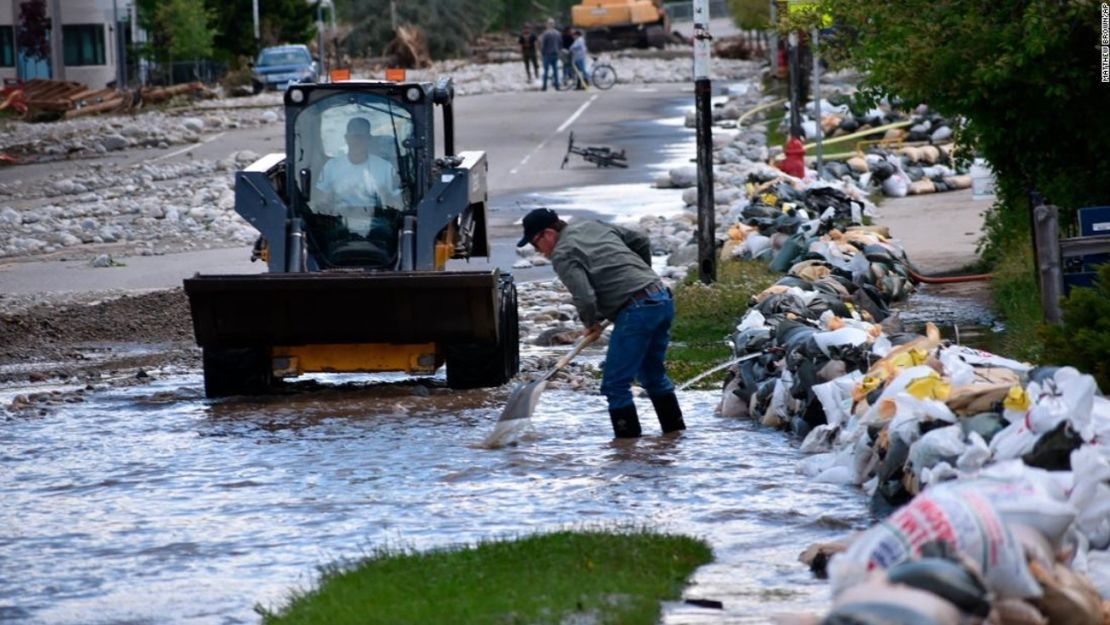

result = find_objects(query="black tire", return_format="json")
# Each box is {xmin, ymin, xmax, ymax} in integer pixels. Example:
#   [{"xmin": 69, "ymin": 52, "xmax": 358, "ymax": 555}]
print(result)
[
  {"xmin": 590, "ymin": 64, "xmax": 617, "ymax": 90},
  {"xmin": 645, "ymin": 24, "xmax": 667, "ymax": 49},
  {"xmin": 202, "ymin": 346, "xmax": 273, "ymax": 398},
  {"xmin": 445, "ymin": 274, "xmax": 520, "ymax": 389}
]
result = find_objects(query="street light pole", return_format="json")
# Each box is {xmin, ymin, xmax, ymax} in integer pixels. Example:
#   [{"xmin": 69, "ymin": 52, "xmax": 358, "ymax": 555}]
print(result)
[
  {"xmin": 252, "ymin": 0, "xmax": 260, "ymax": 49},
  {"xmin": 693, "ymin": 0, "xmax": 716, "ymax": 284}
]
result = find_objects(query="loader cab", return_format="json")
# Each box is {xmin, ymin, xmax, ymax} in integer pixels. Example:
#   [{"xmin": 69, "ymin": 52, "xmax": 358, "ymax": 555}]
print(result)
[{"xmin": 285, "ymin": 83, "xmax": 437, "ymax": 269}]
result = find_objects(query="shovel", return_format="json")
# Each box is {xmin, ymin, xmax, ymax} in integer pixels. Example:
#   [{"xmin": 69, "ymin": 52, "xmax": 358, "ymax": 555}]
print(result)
[{"xmin": 482, "ymin": 323, "xmax": 607, "ymax": 448}]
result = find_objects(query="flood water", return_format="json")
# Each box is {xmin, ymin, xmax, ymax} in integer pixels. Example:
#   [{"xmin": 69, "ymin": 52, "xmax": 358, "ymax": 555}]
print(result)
[{"xmin": 1, "ymin": 367, "xmax": 870, "ymax": 625}]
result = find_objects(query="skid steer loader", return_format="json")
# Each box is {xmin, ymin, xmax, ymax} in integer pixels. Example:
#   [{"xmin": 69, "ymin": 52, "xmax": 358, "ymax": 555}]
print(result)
[{"xmin": 183, "ymin": 78, "xmax": 519, "ymax": 397}]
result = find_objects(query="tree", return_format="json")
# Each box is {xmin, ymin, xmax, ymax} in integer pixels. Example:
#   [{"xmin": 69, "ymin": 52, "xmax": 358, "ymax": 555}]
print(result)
[
  {"xmin": 205, "ymin": 0, "xmax": 318, "ymax": 63},
  {"xmin": 727, "ymin": 0, "xmax": 770, "ymax": 30},
  {"xmin": 345, "ymin": 0, "xmax": 501, "ymax": 60},
  {"xmin": 157, "ymin": 0, "xmax": 216, "ymax": 60},
  {"xmin": 16, "ymin": 0, "xmax": 50, "ymax": 60},
  {"xmin": 817, "ymin": 0, "xmax": 1110, "ymax": 264}
]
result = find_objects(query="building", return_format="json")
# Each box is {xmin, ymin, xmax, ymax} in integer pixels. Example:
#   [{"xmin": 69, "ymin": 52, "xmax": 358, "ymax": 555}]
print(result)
[{"xmin": 0, "ymin": 0, "xmax": 131, "ymax": 89}]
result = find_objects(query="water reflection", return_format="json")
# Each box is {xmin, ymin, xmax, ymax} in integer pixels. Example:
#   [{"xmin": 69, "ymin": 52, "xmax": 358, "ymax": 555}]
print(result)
[{"xmin": 1, "ymin": 376, "xmax": 871, "ymax": 624}]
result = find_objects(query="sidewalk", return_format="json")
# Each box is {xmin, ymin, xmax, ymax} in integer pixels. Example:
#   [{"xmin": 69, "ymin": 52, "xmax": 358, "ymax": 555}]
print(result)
[{"xmin": 876, "ymin": 188, "xmax": 986, "ymax": 273}]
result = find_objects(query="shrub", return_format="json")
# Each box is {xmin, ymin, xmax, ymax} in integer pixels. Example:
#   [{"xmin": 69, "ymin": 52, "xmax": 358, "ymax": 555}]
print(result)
[{"xmin": 1041, "ymin": 263, "xmax": 1110, "ymax": 391}]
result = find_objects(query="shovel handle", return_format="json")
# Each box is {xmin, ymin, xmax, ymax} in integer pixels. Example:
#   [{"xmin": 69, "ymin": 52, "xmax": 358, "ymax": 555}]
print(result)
[{"xmin": 539, "ymin": 321, "xmax": 609, "ymax": 383}]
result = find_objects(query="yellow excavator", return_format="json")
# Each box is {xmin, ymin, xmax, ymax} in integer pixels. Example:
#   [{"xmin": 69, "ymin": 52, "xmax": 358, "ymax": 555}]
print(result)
[{"xmin": 571, "ymin": 0, "xmax": 671, "ymax": 50}]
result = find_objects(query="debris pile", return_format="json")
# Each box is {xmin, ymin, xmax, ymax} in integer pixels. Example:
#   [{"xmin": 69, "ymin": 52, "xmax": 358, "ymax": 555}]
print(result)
[{"xmin": 0, "ymin": 79, "xmax": 211, "ymax": 122}]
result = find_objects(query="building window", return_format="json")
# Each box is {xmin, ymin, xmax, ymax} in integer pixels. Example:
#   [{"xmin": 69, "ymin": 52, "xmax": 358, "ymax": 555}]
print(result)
[
  {"xmin": 0, "ymin": 26, "xmax": 14, "ymax": 67},
  {"xmin": 63, "ymin": 24, "xmax": 106, "ymax": 66}
]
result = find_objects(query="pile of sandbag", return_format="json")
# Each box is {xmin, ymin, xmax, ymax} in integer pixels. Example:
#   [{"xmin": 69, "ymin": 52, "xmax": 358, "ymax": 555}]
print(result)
[{"xmin": 824, "ymin": 145, "xmax": 973, "ymax": 198}]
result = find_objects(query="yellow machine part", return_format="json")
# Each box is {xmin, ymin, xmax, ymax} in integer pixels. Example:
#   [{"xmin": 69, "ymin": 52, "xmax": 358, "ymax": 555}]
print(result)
[
  {"xmin": 572, "ymin": 0, "xmax": 662, "ymax": 29},
  {"xmin": 272, "ymin": 343, "xmax": 441, "ymax": 377}
]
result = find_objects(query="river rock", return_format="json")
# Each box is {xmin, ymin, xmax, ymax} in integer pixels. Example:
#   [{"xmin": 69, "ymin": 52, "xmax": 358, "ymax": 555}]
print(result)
[
  {"xmin": 669, "ymin": 166, "xmax": 697, "ymax": 188},
  {"xmin": 181, "ymin": 117, "xmax": 205, "ymax": 133},
  {"xmin": 102, "ymin": 134, "xmax": 129, "ymax": 151}
]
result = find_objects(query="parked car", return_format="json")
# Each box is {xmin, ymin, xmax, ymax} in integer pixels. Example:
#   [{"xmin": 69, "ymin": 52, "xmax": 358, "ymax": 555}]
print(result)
[{"xmin": 251, "ymin": 44, "xmax": 318, "ymax": 93}]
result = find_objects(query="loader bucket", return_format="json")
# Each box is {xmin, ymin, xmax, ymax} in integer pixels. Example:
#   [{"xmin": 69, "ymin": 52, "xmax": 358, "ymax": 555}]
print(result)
[{"xmin": 183, "ymin": 270, "xmax": 502, "ymax": 348}]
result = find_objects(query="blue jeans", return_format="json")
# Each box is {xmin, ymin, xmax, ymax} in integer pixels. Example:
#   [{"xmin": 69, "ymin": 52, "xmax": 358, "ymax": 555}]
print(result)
[
  {"xmin": 600, "ymin": 289, "xmax": 676, "ymax": 410},
  {"xmin": 542, "ymin": 54, "xmax": 560, "ymax": 90},
  {"xmin": 573, "ymin": 58, "xmax": 588, "ymax": 87}
]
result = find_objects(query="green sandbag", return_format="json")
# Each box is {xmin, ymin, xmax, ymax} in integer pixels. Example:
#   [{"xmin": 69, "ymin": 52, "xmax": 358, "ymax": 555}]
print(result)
[{"xmin": 769, "ymin": 234, "xmax": 809, "ymax": 273}]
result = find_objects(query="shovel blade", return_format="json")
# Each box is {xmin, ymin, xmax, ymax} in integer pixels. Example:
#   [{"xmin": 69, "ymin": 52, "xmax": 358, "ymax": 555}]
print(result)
[{"xmin": 497, "ymin": 380, "xmax": 547, "ymax": 423}]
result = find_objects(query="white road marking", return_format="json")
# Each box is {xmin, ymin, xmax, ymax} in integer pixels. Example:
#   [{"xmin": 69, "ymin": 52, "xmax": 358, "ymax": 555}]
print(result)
[
  {"xmin": 510, "ymin": 95, "xmax": 599, "ymax": 174},
  {"xmin": 151, "ymin": 132, "xmax": 227, "ymax": 162}
]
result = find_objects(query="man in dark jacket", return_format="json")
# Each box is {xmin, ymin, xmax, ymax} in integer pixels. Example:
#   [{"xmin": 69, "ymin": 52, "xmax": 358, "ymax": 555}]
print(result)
[
  {"xmin": 518, "ymin": 24, "xmax": 538, "ymax": 82},
  {"xmin": 539, "ymin": 19, "xmax": 563, "ymax": 91},
  {"xmin": 518, "ymin": 208, "xmax": 686, "ymax": 439}
]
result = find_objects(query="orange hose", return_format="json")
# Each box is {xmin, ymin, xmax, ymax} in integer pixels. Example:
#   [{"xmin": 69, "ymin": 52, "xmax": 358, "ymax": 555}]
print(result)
[{"xmin": 908, "ymin": 268, "xmax": 993, "ymax": 284}]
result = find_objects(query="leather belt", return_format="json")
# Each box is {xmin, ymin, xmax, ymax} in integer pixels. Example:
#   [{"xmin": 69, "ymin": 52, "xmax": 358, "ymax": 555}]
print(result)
[{"xmin": 631, "ymin": 281, "xmax": 666, "ymax": 300}]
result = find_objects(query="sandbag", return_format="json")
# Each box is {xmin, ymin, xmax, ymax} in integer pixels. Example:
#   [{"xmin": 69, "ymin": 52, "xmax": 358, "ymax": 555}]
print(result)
[{"xmin": 828, "ymin": 487, "xmax": 1042, "ymax": 598}]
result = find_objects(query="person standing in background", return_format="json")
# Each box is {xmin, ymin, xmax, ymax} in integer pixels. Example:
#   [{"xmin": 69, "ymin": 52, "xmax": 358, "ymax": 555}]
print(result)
[
  {"xmin": 518, "ymin": 23, "xmax": 539, "ymax": 82},
  {"xmin": 539, "ymin": 19, "xmax": 563, "ymax": 91}
]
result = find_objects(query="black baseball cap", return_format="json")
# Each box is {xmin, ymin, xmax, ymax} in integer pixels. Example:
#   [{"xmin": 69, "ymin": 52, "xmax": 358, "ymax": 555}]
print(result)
[{"xmin": 517, "ymin": 208, "xmax": 559, "ymax": 247}]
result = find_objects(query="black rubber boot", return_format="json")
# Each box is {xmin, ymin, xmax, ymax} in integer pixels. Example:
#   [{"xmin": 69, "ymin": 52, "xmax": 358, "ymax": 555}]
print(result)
[
  {"xmin": 650, "ymin": 392, "xmax": 686, "ymax": 433},
  {"xmin": 608, "ymin": 404, "xmax": 642, "ymax": 439}
]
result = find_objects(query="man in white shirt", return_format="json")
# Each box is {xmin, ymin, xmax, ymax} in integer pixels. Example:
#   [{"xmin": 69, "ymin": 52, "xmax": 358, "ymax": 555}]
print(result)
[{"xmin": 314, "ymin": 117, "xmax": 404, "ymax": 236}]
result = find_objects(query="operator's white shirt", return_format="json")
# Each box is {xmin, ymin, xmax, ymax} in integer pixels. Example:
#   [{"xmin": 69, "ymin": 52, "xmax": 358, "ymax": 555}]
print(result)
[{"xmin": 315, "ymin": 153, "xmax": 403, "ymax": 211}]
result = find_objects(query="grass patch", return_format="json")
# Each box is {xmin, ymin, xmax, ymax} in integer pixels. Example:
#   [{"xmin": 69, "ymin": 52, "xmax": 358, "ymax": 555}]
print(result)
[
  {"xmin": 258, "ymin": 528, "xmax": 713, "ymax": 625},
  {"xmin": 989, "ymin": 240, "xmax": 1044, "ymax": 362},
  {"xmin": 668, "ymin": 260, "xmax": 779, "ymax": 389}
]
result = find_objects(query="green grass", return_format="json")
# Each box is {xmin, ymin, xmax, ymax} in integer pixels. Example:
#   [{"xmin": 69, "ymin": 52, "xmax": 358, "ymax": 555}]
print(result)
[
  {"xmin": 989, "ymin": 240, "xmax": 1045, "ymax": 363},
  {"xmin": 667, "ymin": 260, "xmax": 779, "ymax": 389},
  {"xmin": 258, "ymin": 528, "xmax": 713, "ymax": 625}
]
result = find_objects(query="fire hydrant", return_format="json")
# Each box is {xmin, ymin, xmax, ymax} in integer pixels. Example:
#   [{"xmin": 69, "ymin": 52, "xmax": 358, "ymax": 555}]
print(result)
[{"xmin": 779, "ymin": 137, "xmax": 806, "ymax": 179}]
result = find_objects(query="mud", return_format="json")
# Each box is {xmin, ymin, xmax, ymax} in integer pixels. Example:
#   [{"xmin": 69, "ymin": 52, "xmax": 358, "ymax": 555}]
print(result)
[{"xmin": 0, "ymin": 289, "xmax": 196, "ymax": 390}]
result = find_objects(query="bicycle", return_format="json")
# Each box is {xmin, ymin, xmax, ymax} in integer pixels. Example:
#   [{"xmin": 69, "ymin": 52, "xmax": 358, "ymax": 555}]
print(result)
[{"xmin": 560, "ymin": 56, "xmax": 617, "ymax": 91}]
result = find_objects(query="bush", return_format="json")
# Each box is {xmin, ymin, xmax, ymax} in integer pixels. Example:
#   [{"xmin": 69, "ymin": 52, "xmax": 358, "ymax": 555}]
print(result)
[{"xmin": 1041, "ymin": 264, "xmax": 1110, "ymax": 392}]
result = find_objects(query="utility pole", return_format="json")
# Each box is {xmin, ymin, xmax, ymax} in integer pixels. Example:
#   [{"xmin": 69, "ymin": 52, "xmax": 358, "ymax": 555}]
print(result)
[
  {"xmin": 787, "ymin": 30, "xmax": 802, "ymax": 138},
  {"xmin": 693, "ymin": 0, "xmax": 716, "ymax": 284},
  {"xmin": 811, "ymin": 28, "xmax": 821, "ymax": 169},
  {"xmin": 252, "ymin": 0, "xmax": 261, "ymax": 49},
  {"xmin": 112, "ymin": 0, "xmax": 127, "ymax": 89},
  {"xmin": 49, "ymin": 0, "xmax": 64, "ymax": 79}
]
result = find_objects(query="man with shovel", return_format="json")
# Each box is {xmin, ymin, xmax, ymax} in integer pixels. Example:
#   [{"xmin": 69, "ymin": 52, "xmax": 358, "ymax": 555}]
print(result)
[{"xmin": 518, "ymin": 208, "xmax": 685, "ymax": 439}]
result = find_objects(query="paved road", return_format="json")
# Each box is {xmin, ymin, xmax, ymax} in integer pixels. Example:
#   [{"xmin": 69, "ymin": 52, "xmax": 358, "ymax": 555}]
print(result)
[{"xmin": 0, "ymin": 82, "xmax": 702, "ymax": 293}]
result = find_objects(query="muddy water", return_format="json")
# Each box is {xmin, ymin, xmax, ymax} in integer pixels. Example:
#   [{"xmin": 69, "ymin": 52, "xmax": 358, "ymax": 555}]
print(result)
[{"xmin": 1, "ymin": 368, "xmax": 870, "ymax": 625}]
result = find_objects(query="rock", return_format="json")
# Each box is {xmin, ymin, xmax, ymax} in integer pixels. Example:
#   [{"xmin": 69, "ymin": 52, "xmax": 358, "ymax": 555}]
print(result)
[
  {"xmin": 234, "ymin": 150, "xmax": 260, "ymax": 164},
  {"xmin": 669, "ymin": 166, "xmax": 697, "ymax": 188},
  {"xmin": 682, "ymin": 187, "xmax": 698, "ymax": 206},
  {"xmin": 88, "ymin": 254, "xmax": 116, "ymax": 268},
  {"xmin": 261, "ymin": 110, "xmax": 279, "ymax": 124},
  {"xmin": 0, "ymin": 207, "xmax": 20, "ymax": 225},
  {"xmin": 512, "ymin": 258, "xmax": 533, "ymax": 268},
  {"xmin": 667, "ymin": 243, "xmax": 698, "ymax": 267},
  {"xmin": 102, "ymin": 134, "xmax": 129, "ymax": 151},
  {"xmin": 181, "ymin": 117, "xmax": 205, "ymax": 133},
  {"xmin": 930, "ymin": 126, "xmax": 953, "ymax": 142}
]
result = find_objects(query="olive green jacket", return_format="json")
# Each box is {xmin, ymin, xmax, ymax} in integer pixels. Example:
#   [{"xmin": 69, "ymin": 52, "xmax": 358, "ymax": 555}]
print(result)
[{"xmin": 550, "ymin": 220, "xmax": 659, "ymax": 327}]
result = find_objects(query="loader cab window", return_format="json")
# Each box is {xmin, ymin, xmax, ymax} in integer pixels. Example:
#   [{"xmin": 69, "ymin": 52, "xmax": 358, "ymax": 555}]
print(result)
[{"xmin": 293, "ymin": 93, "xmax": 416, "ymax": 269}]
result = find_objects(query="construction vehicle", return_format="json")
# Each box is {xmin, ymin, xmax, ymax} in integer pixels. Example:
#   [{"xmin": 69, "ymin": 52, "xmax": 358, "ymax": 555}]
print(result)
[
  {"xmin": 183, "ymin": 77, "xmax": 519, "ymax": 397},
  {"xmin": 571, "ymin": 0, "xmax": 671, "ymax": 51}
]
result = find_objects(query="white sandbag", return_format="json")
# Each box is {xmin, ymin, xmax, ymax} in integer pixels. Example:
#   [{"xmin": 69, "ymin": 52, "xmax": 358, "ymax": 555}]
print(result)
[
  {"xmin": 743, "ymin": 233, "xmax": 772, "ymax": 258},
  {"xmin": 990, "ymin": 419, "xmax": 1040, "ymax": 461},
  {"xmin": 942, "ymin": 345, "xmax": 1032, "ymax": 373},
  {"xmin": 907, "ymin": 424, "xmax": 968, "ymax": 481},
  {"xmin": 813, "ymin": 327, "xmax": 871, "ymax": 358},
  {"xmin": 800, "ymin": 423, "xmax": 838, "ymax": 454},
  {"xmin": 815, "ymin": 465, "xmax": 856, "ymax": 484},
  {"xmin": 1026, "ymin": 367, "xmax": 1098, "ymax": 441},
  {"xmin": 812, "ymin": 371, "xmax": 863, "ymax": 429},
  {"xmin": 828, "ymin": 488, "xmax": 1042, "ymax": 599},
  {"xmin": 939, "ymin": 466, "xmax": 1078, "ymax": 544},
  {"xmin": 736, "ymin": 309, "xmax": 767, "ymax": 332},
  {"xmin": 1070, "ymin": 446, "xmax": 1110, "ymax": 549},
  {"xmin": 1080, "ymin": 547, "xmax": 1110, "ymax": 598},
  {"xmin": 956, "ymin": 431, "xmax": 991, "ymax": 472}
]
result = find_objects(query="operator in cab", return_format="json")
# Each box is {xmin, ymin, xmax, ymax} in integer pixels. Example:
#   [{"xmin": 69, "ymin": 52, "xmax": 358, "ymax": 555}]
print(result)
[{"xmin": 314, "ymin": 116, "xmax": 404, "ymax": 220}]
